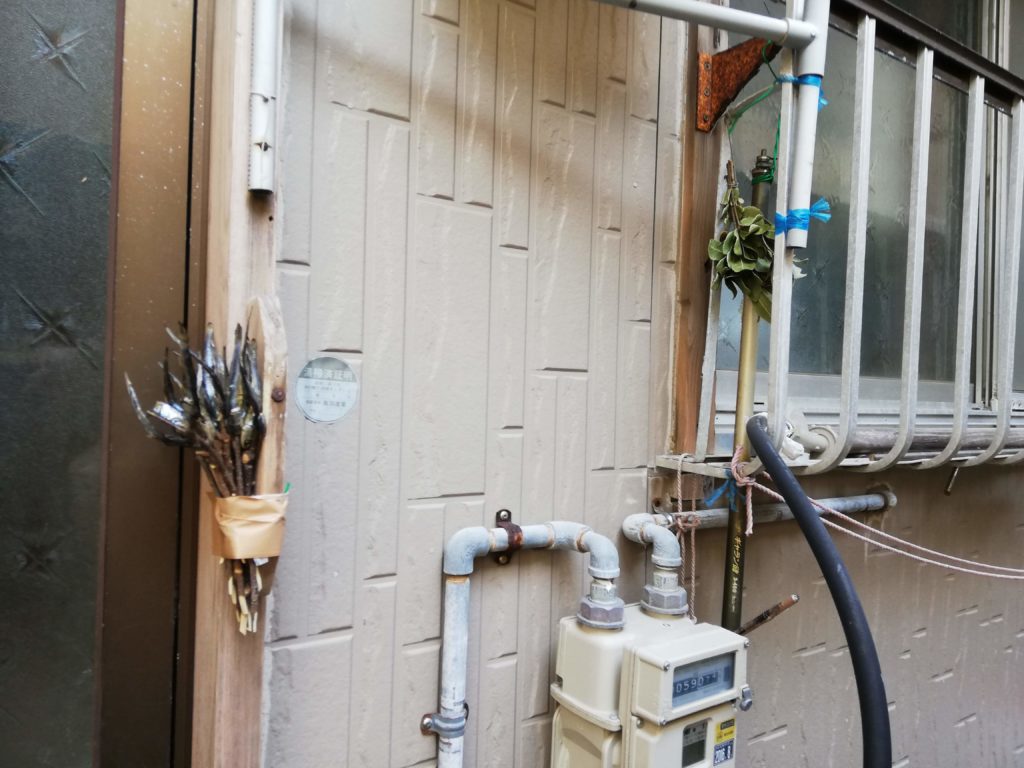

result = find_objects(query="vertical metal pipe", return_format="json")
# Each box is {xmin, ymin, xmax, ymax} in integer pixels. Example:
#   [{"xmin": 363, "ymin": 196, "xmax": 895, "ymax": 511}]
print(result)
[{"xmin": 722, "ymin": 152, "xmax": 772, "ymax": 631}]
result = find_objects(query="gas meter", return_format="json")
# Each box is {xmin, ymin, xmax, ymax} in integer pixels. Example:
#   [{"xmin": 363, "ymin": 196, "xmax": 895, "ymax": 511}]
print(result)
[{"xmin": 551, "ymin": 604, "xmax": 750, "ymax": 767}]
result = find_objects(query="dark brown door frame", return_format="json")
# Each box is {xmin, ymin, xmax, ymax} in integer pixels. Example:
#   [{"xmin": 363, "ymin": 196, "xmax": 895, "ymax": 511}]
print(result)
[{"xmin": 98, "ymin": 0, "xmax": 208, "ymax": 764}]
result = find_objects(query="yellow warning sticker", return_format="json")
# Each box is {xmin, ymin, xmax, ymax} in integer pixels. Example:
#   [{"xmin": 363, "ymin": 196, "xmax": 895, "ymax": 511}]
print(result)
[{"xmin": 716, "ymin": 719, "xmax": 736, "ymax": 745}]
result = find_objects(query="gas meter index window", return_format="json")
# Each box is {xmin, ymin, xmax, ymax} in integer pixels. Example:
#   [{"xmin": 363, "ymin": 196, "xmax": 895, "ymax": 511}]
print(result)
[
  {"xmin": 629, "ymin": 624, "xmax": 747, "ymax": 724},
  {"xmin": 671, "ymin": 652, "xmax": 736, "ymax": 709}
]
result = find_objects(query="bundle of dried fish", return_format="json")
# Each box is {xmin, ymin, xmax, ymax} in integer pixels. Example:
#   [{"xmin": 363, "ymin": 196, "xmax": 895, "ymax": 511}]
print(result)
[{"xmin": 126, "ymin": 323, "xmax": 270, "ymax": 634}]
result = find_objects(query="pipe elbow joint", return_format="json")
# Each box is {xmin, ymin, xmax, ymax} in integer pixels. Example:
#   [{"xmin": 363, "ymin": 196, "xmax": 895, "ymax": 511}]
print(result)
[
  {"xmin": 579, "ymin": 529, "xmax": 620, "ymax": 580},
  {"xmin": 622, "ymin": 514, "xmax": 683, "ymax": 569},
  {"xmin": 443, "ymin": 526, "xmax": 493, "ymax": 576}
]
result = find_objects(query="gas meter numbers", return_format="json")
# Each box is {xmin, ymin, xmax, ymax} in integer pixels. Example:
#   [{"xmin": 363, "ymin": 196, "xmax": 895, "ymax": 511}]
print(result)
[{"xmin": 672, "ymin": 652, "xmax": 735, "ymax": 708}]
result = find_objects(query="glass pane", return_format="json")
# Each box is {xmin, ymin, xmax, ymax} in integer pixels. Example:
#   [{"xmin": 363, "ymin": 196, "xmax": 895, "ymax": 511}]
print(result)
[
  {"xmin": 716, "ymin": 25, "xmax": 857, "ymax": 375},
  {"xmin": 886, "ymin": 0, "xmax": 982, "ymax": 54},
  {"xmin": 0, "ymin": 1, "xmax": 117, "ymax": 765},
  {"xmin": 1012, "ymin": 0, "xmax": 1024, "ymax": 78},
  {"xmin": 860, "ymin": 51, "xmax": 916, "ymax": 378},
  {"xmin": 918, "ymin": 80, "xmax": 967, "ymax": 382}
]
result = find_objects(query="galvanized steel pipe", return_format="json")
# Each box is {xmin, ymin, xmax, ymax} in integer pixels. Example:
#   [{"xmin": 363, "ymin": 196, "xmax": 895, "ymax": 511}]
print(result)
[
  {"xmin": 621, "ymin": 513, "xmax": 683, "ymax": 568},
  {"xmin": 595, "ymin": 0, "xmax": 817, "ymax": 48},
  {"xmin": 426, "ymin": 521, "xmax": 622, "ymax": 768}
]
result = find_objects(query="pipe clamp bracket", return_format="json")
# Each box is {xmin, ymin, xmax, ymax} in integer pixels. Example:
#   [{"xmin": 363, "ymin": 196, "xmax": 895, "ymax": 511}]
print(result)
[
  {"xmin": 420, "ymin": 705, "xmax": 468, "ymax": 739},
  {"xmin": 493, "ymin": 509, "xmax": 522, "ymax": 566}
]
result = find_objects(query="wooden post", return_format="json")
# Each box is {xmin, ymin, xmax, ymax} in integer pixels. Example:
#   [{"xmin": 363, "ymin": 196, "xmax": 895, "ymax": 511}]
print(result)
[
  {"xmin": 674, "ymin": 21, "xmax": 726, "ymax": 454},
  {"xmin": 191, "ymin": 0, "xmax": 282, "ymax": 765}
]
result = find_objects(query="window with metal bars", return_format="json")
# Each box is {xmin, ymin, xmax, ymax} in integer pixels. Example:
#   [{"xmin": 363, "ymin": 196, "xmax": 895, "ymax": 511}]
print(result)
[{"xmin": 669, "ymin": 0, "xmax": 1024, "ymax": 476}]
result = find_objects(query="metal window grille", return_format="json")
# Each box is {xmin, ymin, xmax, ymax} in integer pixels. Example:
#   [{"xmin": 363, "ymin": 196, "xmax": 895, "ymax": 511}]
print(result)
[{"xmin": 662, "ymin": 1, "xmax": 1024, "ymax": 478}]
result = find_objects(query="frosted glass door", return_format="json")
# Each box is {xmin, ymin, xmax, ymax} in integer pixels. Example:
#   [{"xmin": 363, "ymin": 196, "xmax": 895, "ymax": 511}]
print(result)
[{"xmin": 0, "ymin": 1, "xmax": 117, "ymax": 765}]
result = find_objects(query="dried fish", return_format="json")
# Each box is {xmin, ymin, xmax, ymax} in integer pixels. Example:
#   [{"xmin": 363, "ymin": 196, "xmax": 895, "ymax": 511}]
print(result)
[{"xmin": 126, "ymin": 323, "xmax": 272, "ymax": 634}]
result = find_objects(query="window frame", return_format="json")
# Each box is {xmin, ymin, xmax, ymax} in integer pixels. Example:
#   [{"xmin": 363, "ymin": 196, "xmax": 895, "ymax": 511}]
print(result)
[{"xmin": 676, "ymin": 0, "xmax": 1024, "ymax": 473}]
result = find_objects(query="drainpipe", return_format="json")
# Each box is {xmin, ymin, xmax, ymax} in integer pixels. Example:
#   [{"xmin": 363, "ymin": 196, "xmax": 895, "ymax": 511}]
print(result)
[
  {"xmin": 422, "ymin": 521, "xmax": 624, "ymax": 768},
  {"xmin": 249, "ymin": 0, "xmax": 282, "ymax": 192}
]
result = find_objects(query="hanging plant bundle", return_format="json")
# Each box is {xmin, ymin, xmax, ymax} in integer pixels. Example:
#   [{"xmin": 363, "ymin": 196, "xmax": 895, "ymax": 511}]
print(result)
[
  {"xmin": 126, "ymin": 323, "xmax": 284, "ymax": 634},
  {"xmin": 707, "ymin": 166, "xmax": 778, "ymax": 322}
]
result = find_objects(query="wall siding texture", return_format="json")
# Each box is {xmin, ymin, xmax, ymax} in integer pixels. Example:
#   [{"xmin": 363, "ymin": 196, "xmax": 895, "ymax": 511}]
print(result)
[{"xmin": 264, "ymin": 1, "xmax": 1024, "ymax": 766}]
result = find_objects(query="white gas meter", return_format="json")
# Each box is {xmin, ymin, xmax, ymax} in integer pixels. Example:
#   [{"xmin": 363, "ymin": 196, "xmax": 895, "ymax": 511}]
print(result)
[{"xmin": 551, "ymin": 604, "xmax": 750, "ymax": 767}]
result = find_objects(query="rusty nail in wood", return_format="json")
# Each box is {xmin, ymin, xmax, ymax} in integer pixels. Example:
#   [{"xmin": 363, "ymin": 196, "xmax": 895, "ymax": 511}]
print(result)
[{"xmin": 271, "ymin": 387, "xmax": 285, "ymax": 402}]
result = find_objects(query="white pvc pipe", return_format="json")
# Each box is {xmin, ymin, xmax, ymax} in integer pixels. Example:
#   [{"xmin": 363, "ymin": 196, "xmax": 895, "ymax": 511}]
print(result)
[
  {"xmin": 249, "ymin": 0, "xmax": 281, "ymax": 192},
  {"xmin": 596, "ymin": 0, "xmax": 817, "ymax": 48},
  {"xmin": 428, "ymin": 522, "xmax": 622, "ymax": 768},
  {"xmin": 783, "ymin": 0, "xmax": 830, "ymax": 248}
]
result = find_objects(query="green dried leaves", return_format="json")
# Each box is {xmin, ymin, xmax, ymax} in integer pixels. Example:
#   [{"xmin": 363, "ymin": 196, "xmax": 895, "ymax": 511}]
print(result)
[{"xmin": 707, "ymin": 186, "xmax": 776, "ymax": 322}]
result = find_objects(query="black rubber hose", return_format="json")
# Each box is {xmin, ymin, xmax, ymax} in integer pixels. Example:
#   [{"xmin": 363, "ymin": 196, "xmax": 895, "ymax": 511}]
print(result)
[{"xmin": 746, "ymin": 417, "xmax": 891, "ymax": 768}]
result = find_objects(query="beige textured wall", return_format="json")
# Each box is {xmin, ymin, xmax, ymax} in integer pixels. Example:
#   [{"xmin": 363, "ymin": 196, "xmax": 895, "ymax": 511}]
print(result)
[
  {"xmin": 265, "ymin": 1, "xmax": 681, "ymax": 765},
  {"xmin": 263, "ymin": 1, "xmax": 1024, "ymax": 766}
]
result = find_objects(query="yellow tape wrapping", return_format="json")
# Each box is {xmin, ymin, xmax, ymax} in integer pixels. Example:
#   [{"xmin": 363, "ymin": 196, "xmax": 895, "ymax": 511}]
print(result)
[{"xmin": 212, "ymin": 493, "xmax": 288, "ymax": 559}]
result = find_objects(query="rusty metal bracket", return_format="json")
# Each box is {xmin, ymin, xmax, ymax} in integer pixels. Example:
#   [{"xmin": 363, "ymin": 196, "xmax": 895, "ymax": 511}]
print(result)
[
  {"xmin": 697, "ymin": 37, "xmax": 781, "ymax": 132},
  {"xmin": 493, "ymin": 509, "xmax": 522, "ymax": 566}
]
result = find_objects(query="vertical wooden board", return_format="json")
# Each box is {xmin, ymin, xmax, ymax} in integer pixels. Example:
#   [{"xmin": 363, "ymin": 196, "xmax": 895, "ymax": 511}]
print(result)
[
  {"xmin": 616, "ymin": 322, "xmax": 651, "ymax": 469},
  {"xmin": 269, "ymin": 267, "xmax": 311, "ymax": 641},
  {"xmin": 657, "ymin": 19, "xmax": 687, "ymax": 141},
  {"xmin": 279, "ymin": 0, "xmax": 318, "ymax": 265},
  {"xmin": 395, "ymin": 501, "xmax": 445, "ymax": 646},
  {"xmin": 598, "ymin": 3, "xmax": 628, "ymax": 84},
  {"xmin": 517, "ymin": 374, "xmax": 557, "ymax": 720},
  {"xmin": 649, "ymin": 262, "xmax": 677, "ymax": 458},
  {"xmin": 317, "ymin": 0, "xmax": 413, "ymax": 119},
  {"xmin": 264, "ymin": 636, "xmax": 353, "ymax": 767},
  {"xmin": 476, "ymin": 657, "xmax": 518, "ymax": 768},
  {"xmin": 627, "ymin": 11, "xmax": 660, "ymax": 122},
  {"xmin": 390, "ymin": 640, "xmax": 441, "ymax": 767},
  {"xmin": 304, "ymin": 357, "xmax": 362, "ymax": 634},
  {"xmin": 356, "ymin": 121, "xmax": 410, "ymax": 581},
  {"xmin": 404, "ymin": 200, "xmax": 492, "ymax": 499},
  {"xmin": 587, "ymin": 230, "xmax": 621, "ymax": 470},
  {"xmin": 620, "ymin": 117, "xmax": 657, "ymax": 322},
  {"xmin": 309, "ymin": 106, "xmax": 366, "ymax": 352},
  {"xmin": 650, "ymin": 27, "xmax": 682, "ymax": 460},
  {"xmin": 347, "ymin": 581, "xmax": 397, "ymax": 768},
  {"xmin": 595, "ymin": 81, "xmax": 626, "ymax": 232},
  {"xmin": 567, "ymin": 0, "xmax": 599, "ymax": 116},
  {"xmin": 655, "ymin": 133, "xmax": 682, "ymax": 265},
  {"xmin": 488, "ymin": 250, "xmax": 529, "ymax": 429},
  {"xmin": 416, "ymin": 19, "xmax": 460, "ymax": 199},
  {"xmin": 528, "ymin": 107, "xmax": 596, "ymax": 371},
  {"xmin": 535, "ymin": 0, "xmax": 569, "ymax": 106},
  {"xmin": 481, "ymin": 430, "xmax": 524, "ymax": 661},
  {"xmin": 421, "ymin": 0, "xmax": 460, "ymax": 25},
  {"xmin": 459, "ymin": 0, "xmax": 500, "ymax": 206},
  {"xmin": 496, "ymin": 3, "xmax": 536, "ymax": 249}
]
